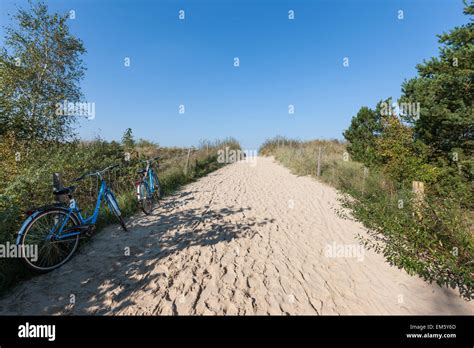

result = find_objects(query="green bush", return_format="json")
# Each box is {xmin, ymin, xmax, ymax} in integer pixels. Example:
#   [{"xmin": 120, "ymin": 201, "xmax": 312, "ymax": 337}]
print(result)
[
  {"xmin": 0, "ymin": 137, "xmax": 240, "ymax": 294},
  {"xmin": 260, "ymin": 137, "xmax": 473, "ymax": 300}
]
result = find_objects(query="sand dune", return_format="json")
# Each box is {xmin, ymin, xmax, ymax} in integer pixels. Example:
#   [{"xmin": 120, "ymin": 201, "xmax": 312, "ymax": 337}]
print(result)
[{"xmin": 0, "ymin": 156, "xmax": 471, "ymax": 315}]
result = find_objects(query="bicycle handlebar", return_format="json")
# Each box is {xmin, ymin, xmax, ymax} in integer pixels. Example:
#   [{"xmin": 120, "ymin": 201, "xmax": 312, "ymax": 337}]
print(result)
[
  {"xmin": 140, "ymin": 156, "xmax": 160, "ymax": 163},
  {"xmin": 74, "ymin": 164, "xmax": 121, "ymax": 182},
  {"xmin": 100, "ymin": 164, "xmax": 120, "ymax": 173}
]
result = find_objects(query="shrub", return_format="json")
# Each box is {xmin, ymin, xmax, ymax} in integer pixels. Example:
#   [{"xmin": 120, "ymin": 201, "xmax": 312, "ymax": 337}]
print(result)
[
  {"xmin": 260, "ymin": 137, "xmax": 473, "ymax": 300},
  {"xmin": 0, "ymin": 136, "xmax": 240, "ymax": 294}
]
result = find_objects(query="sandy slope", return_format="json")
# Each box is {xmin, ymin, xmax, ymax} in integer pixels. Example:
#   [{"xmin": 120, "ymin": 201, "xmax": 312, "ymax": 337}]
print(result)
[{"xmin": 0, "ymin": 156, "xmax": 472, "ymax": 315}]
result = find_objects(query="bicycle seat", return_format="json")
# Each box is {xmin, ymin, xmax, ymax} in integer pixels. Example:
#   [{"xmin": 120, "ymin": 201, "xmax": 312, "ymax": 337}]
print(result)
[
  {"xmin": 53, "ymin": 186, "xmax": 76, "ymax": 196},
  {"xmin": 137, "ymin": 169, "xmax": 146, "ymax": 174}
]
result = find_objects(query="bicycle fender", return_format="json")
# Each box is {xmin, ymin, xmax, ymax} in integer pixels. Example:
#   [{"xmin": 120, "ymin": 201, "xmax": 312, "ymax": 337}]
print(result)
[
  {"xmin": 16, "ymin": 211, "xmax": 41, "ymax": 245},
  {"xmin": 16, "ymin": 205, "xmax": 75, "ymax": 245},
  {"xmin": 136, "ymin": 181, "xmax": 142, "ymax": 199}
]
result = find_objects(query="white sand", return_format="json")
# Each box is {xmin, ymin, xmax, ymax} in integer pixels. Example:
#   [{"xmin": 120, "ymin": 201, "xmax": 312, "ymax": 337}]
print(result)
[{"xmin": 0, "ymin": 156, "xmax": 472, "ymax": 315}]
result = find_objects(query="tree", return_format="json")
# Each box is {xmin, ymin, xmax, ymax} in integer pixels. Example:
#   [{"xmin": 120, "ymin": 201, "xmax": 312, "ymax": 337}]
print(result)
[
  {"xmin": 343, "ymin": 101, "xmax": 386, "ymax": 167},
  {"xmin": 121, "ymin": 128, "xmax": 135, "ymax": 150},
  {"xmin": 399, "ymin": 1, "xmax": 474, "ymax": 162},
  {"xmin": 376, "ymin": 115, "xmax": 439, "ymax": 185},
  {"xmin": 0, "ymin": 0, "xmax": 86, "ymax": 143}
]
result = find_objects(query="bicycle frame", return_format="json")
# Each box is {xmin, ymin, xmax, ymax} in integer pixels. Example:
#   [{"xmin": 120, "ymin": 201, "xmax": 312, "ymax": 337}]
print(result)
[
  {"xmin": 53, "ymin": 179, "xmax": 110, "ymax": 240},
  {"xmin": 139, "ymin": 161, "xmax": 157, "ymax": 195},
  {"xmin": 17, "ymin": 178, "xmax": 115, "ymax": 242},
  {"xmin": 146, "ymin": 166, "xmax": 157, "ymax": 194}
]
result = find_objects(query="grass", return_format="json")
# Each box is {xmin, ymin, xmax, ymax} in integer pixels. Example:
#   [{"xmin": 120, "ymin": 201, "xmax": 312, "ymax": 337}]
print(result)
[
  {"xmin": 0, "ymin": 136, "xmax": 241, "ymax": 295},
  {"xmin": 260, "ymin": 136, "xmax": 473, "ymax": 300}
]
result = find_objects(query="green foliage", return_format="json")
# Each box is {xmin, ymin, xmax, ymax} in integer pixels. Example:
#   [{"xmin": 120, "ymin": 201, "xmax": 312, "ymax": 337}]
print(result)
[
  {"xmin": 260, "ymin": 137, "xmax": 473, "ymax": 299},
  {"xmin": 0, "ymin": 0, "xmax": 86, "ymax": 142},
  {"xmin": 349, "ymin": 190, "xmax": 473, "ymax": 300},
  {"xmin": 0, "ymin": 136, "xmax": 240, "ymax": 294},
  {"xmin": 342, "ymin": 105, "xmax": 383, "ymax": 167},
  {"xmin": 259, "ymin": 136, "xmax": 305, "ymax": 157},
  {"xmin": 121, "ymin": 128, "xmax": 135, "ymax": 151},
  {"xmin": 376, "ymin": 115, "xmax": 440, "ymax": 185},
  {"xmin": 212, "ymin": 137, "xmax": 242, "ymax": 152},
  {"xmin": 0, "ymin": 1, "xmax": 244, "ymax": 295},
  {"xmin": 332, "ymin": 3, "xmax": 474, "ymax": 299},
  {"xmin": 399, "ymin": 1, "xmax": 473, "ymax": 161}
]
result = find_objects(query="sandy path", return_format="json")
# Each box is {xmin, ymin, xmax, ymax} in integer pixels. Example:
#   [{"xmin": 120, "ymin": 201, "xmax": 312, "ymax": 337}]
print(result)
[{"xmin": 0, "ymin": 156, "xmax": 472, "ymax": 315}]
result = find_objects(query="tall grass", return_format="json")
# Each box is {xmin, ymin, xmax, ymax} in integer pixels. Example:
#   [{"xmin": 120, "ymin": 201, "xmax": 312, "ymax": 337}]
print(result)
[
  {"xmin": 0, "ymin": 135, "xmax": 240, "ymax": 294},
  {"xmin": 260, "ymin": 136, "xmax": 473, "ymax": 300}
]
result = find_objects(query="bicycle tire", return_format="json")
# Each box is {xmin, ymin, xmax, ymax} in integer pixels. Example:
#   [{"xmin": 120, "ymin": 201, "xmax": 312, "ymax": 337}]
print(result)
[
  {"xmin": 137, "ymin": 181, "xmax": 154, "ymax": 215},
  {"xmin": 19, "ymin": 207, "xmax": 80, "ymax": 272},
  {"xmin": 106, "ymin": 191, "xmax": 128, "ymax": 231},
  {"xmin": 152, "ymin": 174, "xmax": 163, "ymax": 200}
]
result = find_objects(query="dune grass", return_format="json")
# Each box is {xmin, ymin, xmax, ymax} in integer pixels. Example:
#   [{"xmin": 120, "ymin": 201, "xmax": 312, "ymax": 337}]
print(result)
[
  {"xmin": 0, "ymin": 136, "xmax": 240, "ymax": 294},
  {"xmin": 260, "ymin": 136, "xmax": 473, "ymax": 300}
]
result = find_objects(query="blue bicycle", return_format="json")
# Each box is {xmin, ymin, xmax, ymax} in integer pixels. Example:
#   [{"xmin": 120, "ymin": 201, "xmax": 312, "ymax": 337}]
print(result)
[
  {"xmin": 17, "ymin": 164, "xmax": 127, "ymax": 272},
  {"xmin": 136, "ymin": 157, "xmax": 163, "ymax": 215}
]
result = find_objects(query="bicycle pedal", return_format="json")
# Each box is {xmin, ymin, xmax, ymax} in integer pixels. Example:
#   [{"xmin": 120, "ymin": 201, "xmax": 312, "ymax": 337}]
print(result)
[{"xmin": 85, "ymin": 225, "xmax": 96, "ymax": 237}]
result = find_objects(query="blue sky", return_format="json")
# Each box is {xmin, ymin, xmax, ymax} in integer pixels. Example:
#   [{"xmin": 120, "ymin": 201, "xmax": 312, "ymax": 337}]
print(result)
[{"xmin": 0, "ymin": 0, "xmax": 468, "ymax": 149}]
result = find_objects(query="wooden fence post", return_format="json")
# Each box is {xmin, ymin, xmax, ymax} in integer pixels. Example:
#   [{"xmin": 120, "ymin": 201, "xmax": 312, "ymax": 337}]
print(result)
[
  {"xmin": 412, "ymin": 181, "xmax": 425, "ymax": 198},
  {"xmin": 184, "ymin": 148, "xmax": 191, "ymax": 175},
  {"xmin": 316, "ymin": 147, "xmax": 322, "ymax": 177},
  {"xmin": 53, "ymin": 172, "xmax": 67, "ymax": 203},
  {"xmin": 412, "ymin": 180, "xmax": 425, "ymax": 218},
  {"xmin": 362, "ymin": 167, "xmax": 369, "ymax": 194}
]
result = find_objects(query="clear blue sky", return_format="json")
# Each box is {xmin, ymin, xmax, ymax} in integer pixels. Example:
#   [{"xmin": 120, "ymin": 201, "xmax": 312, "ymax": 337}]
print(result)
[{"xmin": 0, "ymin": 0, "xmax": 468, "ymax": 149}]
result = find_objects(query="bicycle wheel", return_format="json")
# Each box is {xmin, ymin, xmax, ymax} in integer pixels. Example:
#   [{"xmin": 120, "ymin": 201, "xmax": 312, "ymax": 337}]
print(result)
[
  {"xmin": 152, "ymin": 174, "xmax": 163, "ymax": 200},
  {"xmin": 105, "ymin": 191, "xmax": 128, "ymax": 231},
  {"xmin": 137, "ymin": 180, "xmax": 154, "ymax": 215},
  {"xmin": 19, "ymin": 208, "xmax": 80, "ymax": 272}
]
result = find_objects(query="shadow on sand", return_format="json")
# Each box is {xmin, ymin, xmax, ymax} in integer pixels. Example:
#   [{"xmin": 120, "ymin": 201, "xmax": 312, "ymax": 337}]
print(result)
[{"xmin": 0, "ymin": 187, "xmax": 274, "ymax": 315}]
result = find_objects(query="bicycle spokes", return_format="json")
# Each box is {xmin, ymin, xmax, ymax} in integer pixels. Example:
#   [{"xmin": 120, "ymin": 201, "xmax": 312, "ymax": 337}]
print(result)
[{"xmin": 22, "ymin": 210, "xmax": 79, "ymax": 270}]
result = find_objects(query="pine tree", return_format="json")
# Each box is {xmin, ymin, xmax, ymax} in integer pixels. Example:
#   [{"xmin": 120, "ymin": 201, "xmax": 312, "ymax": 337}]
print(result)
[
  {"xmin": 399, "ymin": 1, "xmax": 474, "ymax": 162},
  {"xmin": 342, "ymin": 100, "xmax": 390, "ymax": 167},
  {"xmin": 122, "ymin": 128, "xmax": 135, "ymax": 150}
]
